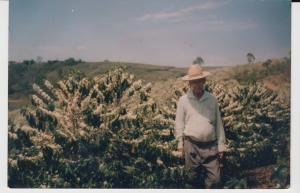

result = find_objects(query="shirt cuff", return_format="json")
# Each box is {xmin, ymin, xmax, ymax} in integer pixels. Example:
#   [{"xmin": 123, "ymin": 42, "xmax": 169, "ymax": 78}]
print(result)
[
  {"xmin": 177, "ymin": 138, "xmax": 183, "ymax": 149},
  {"xmin": 218, "ymin": 143, "xmax": 227, "ymax": 152}
]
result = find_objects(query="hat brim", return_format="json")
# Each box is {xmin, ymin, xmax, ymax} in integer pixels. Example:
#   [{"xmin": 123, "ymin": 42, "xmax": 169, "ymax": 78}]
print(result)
[{"xmin": 182, "ymin": 71, "xmax": 210, "ymax": 81}]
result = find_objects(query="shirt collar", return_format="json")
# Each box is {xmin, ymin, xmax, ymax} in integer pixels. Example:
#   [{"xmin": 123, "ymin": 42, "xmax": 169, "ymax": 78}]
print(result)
[{"xmin": 187, "ymin": 89, "xmax": 209, "ymax": 102}]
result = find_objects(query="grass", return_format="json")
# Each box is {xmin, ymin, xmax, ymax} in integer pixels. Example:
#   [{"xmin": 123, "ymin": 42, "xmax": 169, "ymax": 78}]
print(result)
[{"xmin": 230, "ymin": 58, "xmax": 290, "ymax": 85}]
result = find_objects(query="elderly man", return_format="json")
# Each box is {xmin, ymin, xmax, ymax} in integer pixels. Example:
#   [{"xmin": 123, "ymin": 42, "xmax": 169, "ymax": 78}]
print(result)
[{"xmin": 175, "ymin": 64, "xmax": 226, "ymax": 188}]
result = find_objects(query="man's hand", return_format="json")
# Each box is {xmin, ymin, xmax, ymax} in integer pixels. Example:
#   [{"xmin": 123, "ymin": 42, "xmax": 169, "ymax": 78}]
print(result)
[
  {"xmin": 218, "ymin": 151, "xmax": 224, "ymax": 159},
  {"xmin": 178, "ymin": 148, "xmax": 185, "ymax": 159}
]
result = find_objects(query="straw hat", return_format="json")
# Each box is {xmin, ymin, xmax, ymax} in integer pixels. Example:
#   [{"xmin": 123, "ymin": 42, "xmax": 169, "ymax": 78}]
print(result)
[{"xmin": 182, "ymin": 64, "xmax": 210, "ymax": 81}]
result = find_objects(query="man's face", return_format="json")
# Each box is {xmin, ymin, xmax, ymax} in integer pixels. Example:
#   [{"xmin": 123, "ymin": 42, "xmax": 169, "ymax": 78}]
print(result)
[{"xmin": 189, "ymin": 78, "xmax": 206, "ymax": 95}]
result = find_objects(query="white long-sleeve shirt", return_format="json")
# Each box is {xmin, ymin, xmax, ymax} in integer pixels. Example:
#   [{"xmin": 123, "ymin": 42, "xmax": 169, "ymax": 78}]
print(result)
[{"xmin": 175, "ymin": 90, "xmax": 226, "ymax": 152}]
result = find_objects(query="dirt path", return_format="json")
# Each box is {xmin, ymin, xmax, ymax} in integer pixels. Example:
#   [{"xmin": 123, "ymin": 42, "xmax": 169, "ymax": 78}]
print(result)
[{"xmin": 8, "ymin": 99, "xmax": 28, "ymax": 103}]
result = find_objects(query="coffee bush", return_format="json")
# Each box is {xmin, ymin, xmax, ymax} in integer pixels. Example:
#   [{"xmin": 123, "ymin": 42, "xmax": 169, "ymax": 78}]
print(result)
[{"xmin": 8, "ymin": 66, "xmax": 290, "ymax": 188}]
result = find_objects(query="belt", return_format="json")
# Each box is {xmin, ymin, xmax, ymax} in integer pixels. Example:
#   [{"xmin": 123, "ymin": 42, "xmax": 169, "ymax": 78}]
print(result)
[{"xmin": 184, "ymin": 136, "xmax": 217, "ymax": 147}]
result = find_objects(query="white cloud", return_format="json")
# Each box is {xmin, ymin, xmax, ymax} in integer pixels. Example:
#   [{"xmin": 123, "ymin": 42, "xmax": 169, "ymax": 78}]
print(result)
[
  {"xmin": 137, "ymin": 1, "xmax": 229, "ymax": 22},
  {"xmin": 194, "ymin": 20, "xmax": 258, "ymax": 32}
]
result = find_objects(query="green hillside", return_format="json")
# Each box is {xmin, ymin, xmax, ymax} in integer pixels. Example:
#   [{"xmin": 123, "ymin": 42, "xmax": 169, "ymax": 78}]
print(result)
[{"xmin": 8, "ymin": 60, "xmax": 220, "ymax": 110}]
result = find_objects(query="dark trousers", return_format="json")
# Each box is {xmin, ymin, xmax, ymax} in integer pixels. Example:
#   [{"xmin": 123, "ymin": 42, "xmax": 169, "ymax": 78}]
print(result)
[{"xmin": 184, "ymin": 137, "xmax": 221, "ymax": 189}]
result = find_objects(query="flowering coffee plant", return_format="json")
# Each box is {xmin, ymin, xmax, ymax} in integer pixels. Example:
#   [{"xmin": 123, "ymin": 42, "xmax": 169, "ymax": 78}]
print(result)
[{"xmin": 8, "ymin": 65, "xmax": 290, "ymax": 188}]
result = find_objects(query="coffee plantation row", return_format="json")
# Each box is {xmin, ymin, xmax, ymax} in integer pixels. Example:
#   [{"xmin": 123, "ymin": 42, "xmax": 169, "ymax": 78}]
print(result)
[{"xmin": 8, "ymin": 66, "xmax": 290, "ymax": 188}]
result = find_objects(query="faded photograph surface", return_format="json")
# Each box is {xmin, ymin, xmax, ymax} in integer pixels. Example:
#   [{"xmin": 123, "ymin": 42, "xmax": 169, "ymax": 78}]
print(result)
[{"xmin": 8, "ymin": 0, "xmax": 291, "ymax": 188}]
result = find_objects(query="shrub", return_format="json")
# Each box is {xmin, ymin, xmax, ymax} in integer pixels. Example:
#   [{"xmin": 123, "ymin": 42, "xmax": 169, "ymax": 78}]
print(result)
[
  {"xmin": 8, "ymin": 66, "xmax": 188, "ymax": 188},
  {"xmin": 171, "ymin": 80, "xmax": 290, "ymax": 183},
  {"xmin": 8, "ymin": 65, "xmax": 290, "ymax": 188}
]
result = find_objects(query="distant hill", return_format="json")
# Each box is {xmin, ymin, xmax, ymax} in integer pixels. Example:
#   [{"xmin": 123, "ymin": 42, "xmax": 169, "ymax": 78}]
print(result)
[
  {"xmin": 9, "ymin": 61, "xmax": 219, "ymax": 94},
  {"xmin": 8, "ymin": 58, "xmax": 290, "ymax": 111},
  {"xmin": 8, "ymin": 60, "xmax": 221, "ymax": 110},
  {"xmin": 150, "ymin": 58, "xmax": 290, "ymax": 107}
]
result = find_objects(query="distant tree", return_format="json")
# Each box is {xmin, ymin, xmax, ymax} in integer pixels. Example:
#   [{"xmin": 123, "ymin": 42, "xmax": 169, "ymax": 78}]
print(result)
[
  {"xmin": 262, "ymin": 59, "xmax": 272, "ymax": 68},
  {"xmin": 246, "ymin": 53, "xmax": 255, "ymax": 64},
  {"xmin": 23, "ymin": 59, "xmax": 35, "ymax": 69},
  {"xmin": 284, "ymin": 50, "xmax": 291, "ymax": 64},
  {"xmin": 193, "ymin": 57, "xmax": 204, "ymax": 66},
  {"xmin": 47, "ymin": 60, "xmax": 60, "ymax": 65},
  {"xmin": 64, "ymin": 57, "xmax": 77, "ymax": 66},
  {"xmin": 9, "ymin": 61, "xmax": 17, "ymax": 65},
  {"xmin": 104, "ymin": 59, "xmax": 110, "ymax": 63},
  {"xmin": 36, "ymin": 56, "xmax": 43, "ymax": 64}
]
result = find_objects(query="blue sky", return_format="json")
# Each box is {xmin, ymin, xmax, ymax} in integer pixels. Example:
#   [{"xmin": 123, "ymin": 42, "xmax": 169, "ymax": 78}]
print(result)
[{"xmin": 9, "ymin": 0, "xmax": 291, "ymax": 67}]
